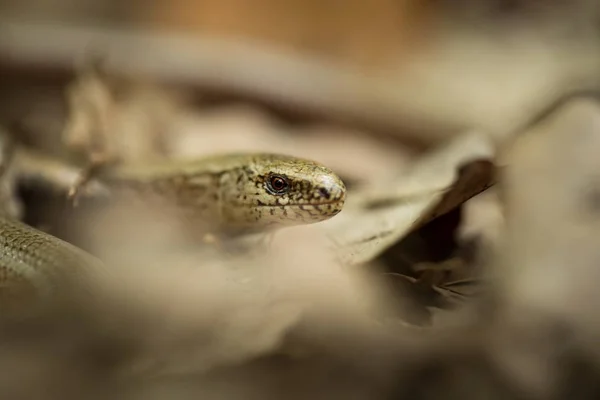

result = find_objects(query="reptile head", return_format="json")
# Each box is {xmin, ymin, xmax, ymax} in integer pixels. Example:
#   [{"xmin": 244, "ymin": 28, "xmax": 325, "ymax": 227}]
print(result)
[{"xmin": 221, "ymin": 154, "xmax": 346, "ymax": 229}]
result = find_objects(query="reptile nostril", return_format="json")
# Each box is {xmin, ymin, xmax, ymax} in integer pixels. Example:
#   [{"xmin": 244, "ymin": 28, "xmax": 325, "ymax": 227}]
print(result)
[{"xmin": 318, "ymin": 187, "xmax": 330, "ymax": 199}]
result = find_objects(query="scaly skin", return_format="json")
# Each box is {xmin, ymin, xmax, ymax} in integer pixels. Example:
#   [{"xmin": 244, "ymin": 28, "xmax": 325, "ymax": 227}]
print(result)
[
  {"xmin": 0, "ymin": 215, "xmax": 103, "ymax": 306},
  {"xmin": 1, "ymin": 152, "xmax": 346, "ymax": 302},
  {"xmin": 97, "ymin": 153, "xmax": 347, "ymax": 232}
]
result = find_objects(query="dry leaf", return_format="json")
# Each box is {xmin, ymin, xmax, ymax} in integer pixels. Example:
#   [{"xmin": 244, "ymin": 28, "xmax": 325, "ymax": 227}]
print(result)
[{"xmin": 320, "ymin": 132, "xmax": 496, "ymax": 264}]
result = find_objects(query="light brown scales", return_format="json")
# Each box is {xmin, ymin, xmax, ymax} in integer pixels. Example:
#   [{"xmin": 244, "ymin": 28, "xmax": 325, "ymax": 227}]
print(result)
[
  {"xmin": 0, "ymin": 151, "xmax": 346, "ymax": 306},
  {"xmin": 84, "ymin": 152, "xmax": 347, "ymax": 235}
]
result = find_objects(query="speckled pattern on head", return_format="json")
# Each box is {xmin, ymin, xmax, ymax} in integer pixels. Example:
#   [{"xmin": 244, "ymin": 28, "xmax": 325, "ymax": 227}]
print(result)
[
  {"xmin": 100, "ymin": 153, "xmax": 346, "ymax": 232},
  {"xmin": 219, "ymin": 154, "xmax": 346, "ymax": 229}
]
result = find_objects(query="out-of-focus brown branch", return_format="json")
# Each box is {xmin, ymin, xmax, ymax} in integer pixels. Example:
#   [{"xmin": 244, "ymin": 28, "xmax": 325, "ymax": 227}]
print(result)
[{"xmin": 2, "ymin": 18, "xmax": 599, "ymax": 146}]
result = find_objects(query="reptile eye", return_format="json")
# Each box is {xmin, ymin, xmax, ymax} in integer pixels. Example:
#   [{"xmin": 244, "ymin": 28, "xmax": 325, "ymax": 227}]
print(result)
[{"xmin": 267, "ymin": 174, "xmax": 290, "ymax": 195}]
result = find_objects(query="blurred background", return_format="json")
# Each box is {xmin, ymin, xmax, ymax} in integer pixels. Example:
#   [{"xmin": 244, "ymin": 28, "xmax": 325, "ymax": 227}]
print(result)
[{"xmin": 1, "ymin": 0, "xmax": 599, "ymax": 152}]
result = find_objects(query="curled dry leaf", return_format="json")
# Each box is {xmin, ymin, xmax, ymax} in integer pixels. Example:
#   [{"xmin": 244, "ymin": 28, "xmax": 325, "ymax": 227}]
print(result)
[{"xmin": 319, "ymin": 132, "xmax": 497, "ymax": 265}]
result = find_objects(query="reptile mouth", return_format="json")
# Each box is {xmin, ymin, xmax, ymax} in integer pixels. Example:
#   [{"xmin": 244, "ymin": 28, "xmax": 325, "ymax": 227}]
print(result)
[{"xmin": 253, "ymin": 199, "xmax": 345, "ymax": 208}]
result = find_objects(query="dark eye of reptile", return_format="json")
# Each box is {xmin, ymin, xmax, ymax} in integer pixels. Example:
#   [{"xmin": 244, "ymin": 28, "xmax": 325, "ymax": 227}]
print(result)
[{"xmin": 267, "ymin": 174, "xmax": 290, "ymax": 195}]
